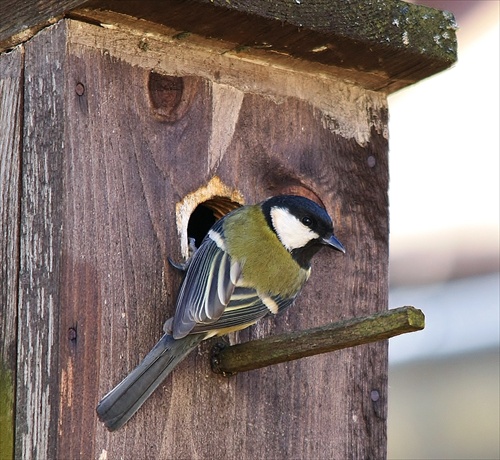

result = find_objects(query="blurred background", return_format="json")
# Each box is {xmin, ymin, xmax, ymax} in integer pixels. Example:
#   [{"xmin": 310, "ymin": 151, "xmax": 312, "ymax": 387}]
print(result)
[{"xmin": 387, "ymin": 1, "xmax": 499, "ymax": 458}]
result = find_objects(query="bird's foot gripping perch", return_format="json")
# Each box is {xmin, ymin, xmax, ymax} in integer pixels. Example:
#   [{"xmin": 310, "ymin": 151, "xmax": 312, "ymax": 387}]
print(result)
[{"xmin": 167, "ymin": 237, "xmax": 198, "ymax": 272}]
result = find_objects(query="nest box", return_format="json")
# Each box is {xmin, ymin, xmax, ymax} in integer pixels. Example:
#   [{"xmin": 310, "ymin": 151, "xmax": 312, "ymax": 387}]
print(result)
[{"xmin": 0, "ymin": 1, "xmax": 457, "ymax": 458}]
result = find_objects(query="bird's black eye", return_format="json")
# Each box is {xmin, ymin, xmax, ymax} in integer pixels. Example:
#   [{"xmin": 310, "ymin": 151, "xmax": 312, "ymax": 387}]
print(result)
[{"xmin": 301, "ymin": 216, "xmax": 313, "ymax": 227}]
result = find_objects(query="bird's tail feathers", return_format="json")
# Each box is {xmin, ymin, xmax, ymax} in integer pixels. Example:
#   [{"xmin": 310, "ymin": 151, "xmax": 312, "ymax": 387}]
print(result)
[{"xmin": 96, "ymin": 333, "xmax": 204, "ymax": 431}]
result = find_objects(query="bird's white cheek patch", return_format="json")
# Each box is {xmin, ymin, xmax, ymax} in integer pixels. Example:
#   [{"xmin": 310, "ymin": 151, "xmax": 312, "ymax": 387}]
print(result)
[{"xmin": 270, "ymin": 207, "xmax": 320, "ymax": 251}]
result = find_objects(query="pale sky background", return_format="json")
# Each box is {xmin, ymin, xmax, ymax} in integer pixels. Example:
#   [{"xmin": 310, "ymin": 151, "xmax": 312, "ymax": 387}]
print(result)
[
  {"xmin": 387, "ymin": 0, "xmax": 499, "ymax": 361},
  {"xmin": 388, "ymin": 1, "xmax": 499, "ymax": 254},
  {"xmin": 387, "ymin": 4, "xmax": 499, "ymax": 457}
]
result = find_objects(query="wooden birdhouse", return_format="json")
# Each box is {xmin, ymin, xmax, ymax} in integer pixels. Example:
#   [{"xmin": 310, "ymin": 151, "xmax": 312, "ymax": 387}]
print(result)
[{"xmin": 0, "ymin": 1, "xmax": 457, "ymax": 458}]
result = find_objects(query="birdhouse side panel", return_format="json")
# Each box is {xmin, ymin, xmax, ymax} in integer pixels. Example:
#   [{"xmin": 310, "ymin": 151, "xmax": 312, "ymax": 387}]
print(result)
[{"xmin": 0, "ymin": 45, "xmax": 24, "ymax": 460}]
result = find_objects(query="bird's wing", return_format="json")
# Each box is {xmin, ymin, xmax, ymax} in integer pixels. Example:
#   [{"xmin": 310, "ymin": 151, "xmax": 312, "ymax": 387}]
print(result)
[
  {"xmin": 188, "ymin": 287, "xmax": 296, "ymax": 335},
  {"xmin": 171, "ymin": 220, "xmax": 242, "ymax": 339},
  {"xmin": 171, "ymin": 218, "xmax": 299, "ymax": 339}
]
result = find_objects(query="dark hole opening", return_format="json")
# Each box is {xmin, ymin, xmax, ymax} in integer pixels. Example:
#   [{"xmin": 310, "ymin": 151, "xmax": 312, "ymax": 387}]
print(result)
[
  {"xmin": 187, "ymin": 205, "xmax": 217, "ymax": 248},
  {"xmin": 187, "ymin": 197, "xmax": 241, "ymax": 248}
]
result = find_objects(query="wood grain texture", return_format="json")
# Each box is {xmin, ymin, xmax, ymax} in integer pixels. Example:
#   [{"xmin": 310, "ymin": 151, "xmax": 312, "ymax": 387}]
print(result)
[
  {"xmin": 15, "ymin": 18, "xmax": 390, "ymax": 459},
  {"xmin": 73, "ymin": 0, "xmax": 457, "ymax": 93},
  {"xmin": 0, "ymin": 0, "xmax": 88, "ymax": 52},
  {"xmin": 0, "ymin": 45, "xmax": 23, "ymax": 460},
  {"xmin": 15, "ymin": 24, "xmax": 68, "ymax": 459},
  {"xmin": 212, "ymin": 306, "xmax": 425, "ymax": 374},
  {"xmin": 66, "ymin": 19, "xmax": 388, "ymax": 148}
]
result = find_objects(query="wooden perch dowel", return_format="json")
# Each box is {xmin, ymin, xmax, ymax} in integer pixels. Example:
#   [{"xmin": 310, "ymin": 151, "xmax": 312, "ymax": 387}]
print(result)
[{"xmin": 211, "ymin": 306, "xmax": 424, "ymax": 375}]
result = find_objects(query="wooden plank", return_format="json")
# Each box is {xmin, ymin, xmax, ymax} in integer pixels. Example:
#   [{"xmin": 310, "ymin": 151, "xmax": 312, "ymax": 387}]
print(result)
[
  {"xmin": 0, "ymin": 45, "xmax": 24, "ymax": 460},
  {"xmin": 15, "ymin": 22, "xmax": 67, "ymax": 459},
  {"xmin": 55, "ymin": 35, "xmax": 178, "ymax": 459},
  {"xmin": 72, "ymin": 0, "xmax": 458, "ymax": 92},
  {"xmin": 0, "ymin": 0, "xmax": 88, "ymax": 52},
  {"xmin": 54, "ymin": 18, "xmax": 389, "ymax": 459}
]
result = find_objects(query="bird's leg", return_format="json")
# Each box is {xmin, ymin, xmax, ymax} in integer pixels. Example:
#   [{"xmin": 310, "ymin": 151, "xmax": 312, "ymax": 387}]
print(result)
[{"xmin": 168, "ymin": 237, "xmax": 198, "ymax": 272}]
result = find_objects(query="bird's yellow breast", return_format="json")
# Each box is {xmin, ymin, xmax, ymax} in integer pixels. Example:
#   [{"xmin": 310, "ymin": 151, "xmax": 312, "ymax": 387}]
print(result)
[{"xmin": 224, "ymin": 205, "xmax": 310, "ymax": 297}]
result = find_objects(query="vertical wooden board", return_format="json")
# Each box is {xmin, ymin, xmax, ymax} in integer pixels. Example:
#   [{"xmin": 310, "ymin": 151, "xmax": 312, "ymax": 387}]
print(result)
[
  {"xmin": 210, "ymin": 93, "xmax": 389, "ymax": 459},
  {"xmin": 0, "ymin": 46, "xmax": 23, "ymax": 460},
  {"xmin": 53, "ymin": 33, "xmax": 223, "ymax": 458},
  {"xmin": 197, "ymin": 96, "xmax": 388, "ymax": 459},
  {"xmin": 56, "ymin": 44, "xmax": 212, "ymax": 459},
  {"xmin": 16, "ymin": 23, "xmax": 67, "ymax": 460}
]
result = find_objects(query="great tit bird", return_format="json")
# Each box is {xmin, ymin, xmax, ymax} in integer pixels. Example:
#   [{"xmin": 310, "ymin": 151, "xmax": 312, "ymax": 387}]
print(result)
[{"xmin": 96, "ymin": 195, "xmax": 345, "ymax": 431}]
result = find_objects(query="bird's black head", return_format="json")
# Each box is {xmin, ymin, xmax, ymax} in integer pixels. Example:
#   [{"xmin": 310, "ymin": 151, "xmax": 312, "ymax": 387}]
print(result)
[{"xmin": 261, "ymin": 195, "xmax": 345, "ymax": 268}]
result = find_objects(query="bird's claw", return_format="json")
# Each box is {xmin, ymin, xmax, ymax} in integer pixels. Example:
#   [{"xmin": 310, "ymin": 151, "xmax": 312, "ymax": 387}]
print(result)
[{"xmin": 168, "ymin": 237, "xmax": 198, "ymax": 272}]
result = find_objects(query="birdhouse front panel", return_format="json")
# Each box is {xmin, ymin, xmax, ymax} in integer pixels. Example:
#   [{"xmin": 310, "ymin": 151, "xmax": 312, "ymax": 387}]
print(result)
[{"xmin": 15, "ymin": 18, "xmax": 389, "ymax": 460}]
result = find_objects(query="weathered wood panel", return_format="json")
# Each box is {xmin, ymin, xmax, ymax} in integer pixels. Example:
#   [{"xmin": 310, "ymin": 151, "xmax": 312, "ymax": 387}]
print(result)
[
  {"xmin": 0, "ymin": 45, "xmax": 23, "ymax": 460},
  {"xmin": 15, "ymin": 18, "xmax": 389, "ymax": 459},
  {"xmin": 73, "ymin": 0, "xmax": 457, "ymax": 93},
  {"xmin": 0, "ymin": 0, "xmax": 88, "ymax": 52},
  {"xmin": 15, "ymin": 25, "xmax": 67, "ymax": 460}
]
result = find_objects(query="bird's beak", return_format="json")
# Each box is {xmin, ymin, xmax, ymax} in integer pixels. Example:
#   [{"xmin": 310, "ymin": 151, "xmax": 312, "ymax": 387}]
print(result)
[{"xmin": 322, "ymin": 234, "xmax": 346, "ymax": 253}]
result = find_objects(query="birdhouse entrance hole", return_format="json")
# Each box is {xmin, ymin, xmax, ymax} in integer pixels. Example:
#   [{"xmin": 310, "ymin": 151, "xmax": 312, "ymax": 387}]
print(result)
[{"xmin": 187, "ymin": 197, "xmax": 241, "ymax": 247}]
